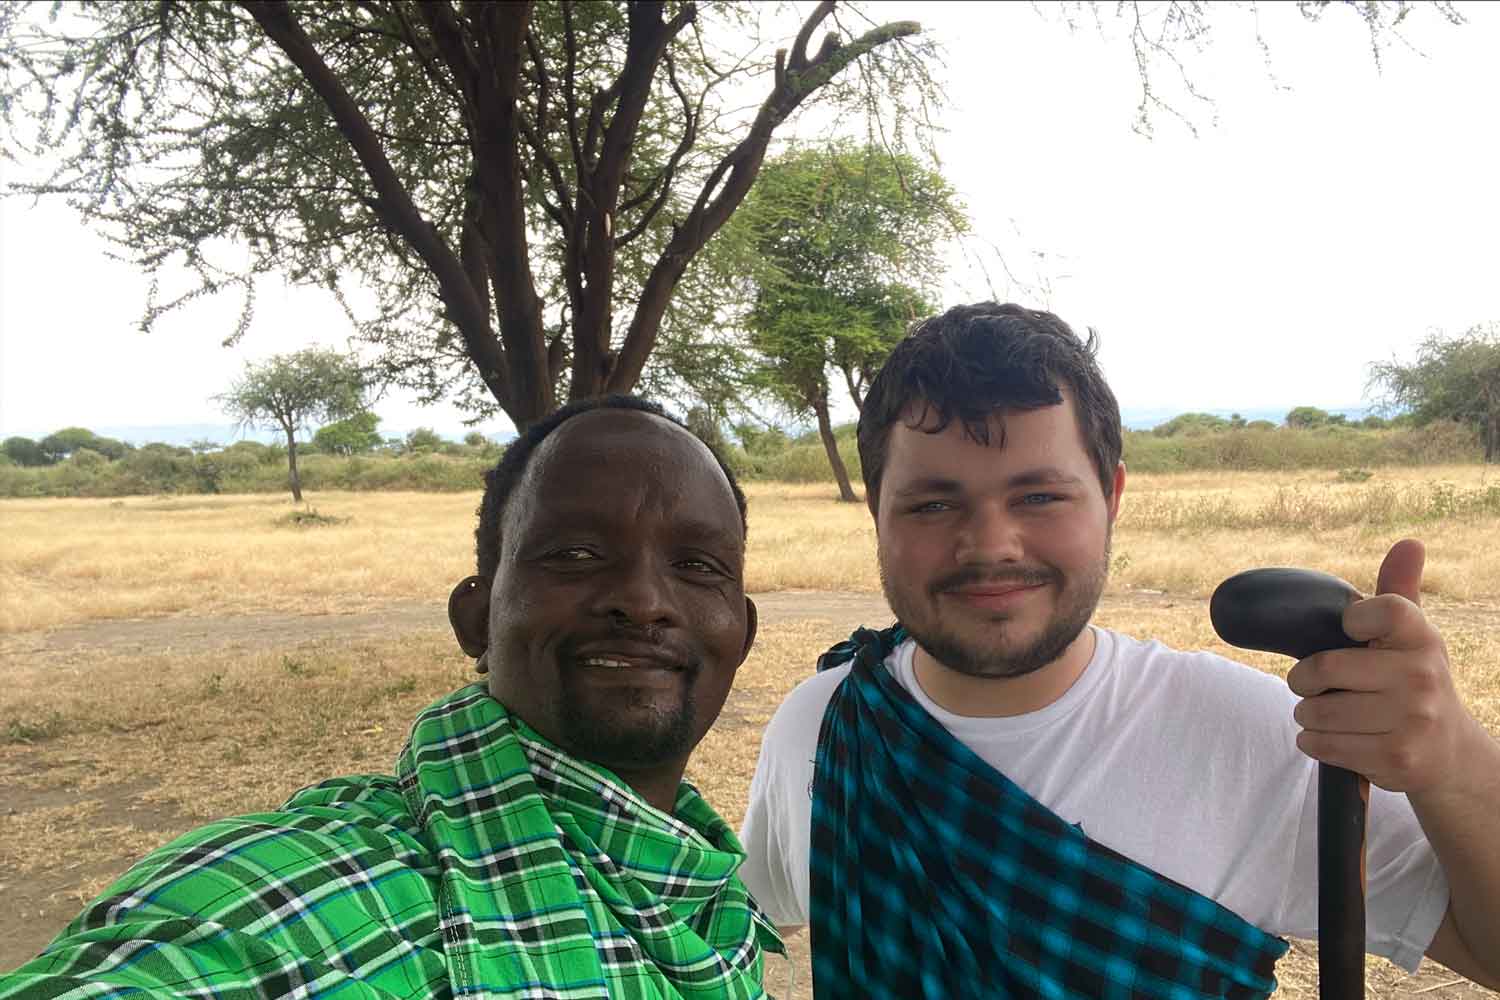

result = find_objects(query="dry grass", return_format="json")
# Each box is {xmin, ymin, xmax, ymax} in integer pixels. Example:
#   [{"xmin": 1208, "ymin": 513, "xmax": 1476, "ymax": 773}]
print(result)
[
  {"xmin": 4, "ymin": 467, "xmax": 1499, "ymax": 635},
  {"xmin": 3, "ymin": 468, "xmax": 1499, "ymax": 995},
  {"xmin": 4, "ymin": 613, "xmax": 1496, "ymax": 995}
]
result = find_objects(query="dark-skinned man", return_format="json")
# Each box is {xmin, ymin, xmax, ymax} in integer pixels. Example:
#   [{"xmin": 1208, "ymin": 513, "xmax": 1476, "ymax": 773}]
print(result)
[{"xmin": 1, "ymin": 395, "xmax": 782, "ymax": 1000}]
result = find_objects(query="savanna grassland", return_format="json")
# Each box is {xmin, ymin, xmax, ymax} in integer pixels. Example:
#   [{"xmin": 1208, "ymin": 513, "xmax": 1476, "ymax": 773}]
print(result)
[{"xmin": 3, "ymin": 471, "xmax": 1499, "ymax": 997}]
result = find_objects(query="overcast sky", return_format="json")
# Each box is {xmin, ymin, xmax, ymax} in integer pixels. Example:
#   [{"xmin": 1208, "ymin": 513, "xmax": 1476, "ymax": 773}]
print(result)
[{"xmin": 3, "ymin": 1, "xmax": 1498, "ymax": 441}]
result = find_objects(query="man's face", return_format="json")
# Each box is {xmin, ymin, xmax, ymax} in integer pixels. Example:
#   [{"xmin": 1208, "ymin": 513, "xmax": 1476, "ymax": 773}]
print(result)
[
  {"xmin": 484, "ymin": 411, "xmax": 752, "ymax": 777},
  {"xmin": 874, "ymin": 390, "xmax": 1123, "ymax": 680}
]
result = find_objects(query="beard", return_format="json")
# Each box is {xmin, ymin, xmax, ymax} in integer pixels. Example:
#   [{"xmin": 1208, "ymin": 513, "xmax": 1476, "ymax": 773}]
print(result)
[
  {"xmin": 881, "ymin": 540, "xmax": 1110, "ymax": 680},
  {"xmin": 555, "ymin": 663, "xmax": 698, "ymax": 769}
]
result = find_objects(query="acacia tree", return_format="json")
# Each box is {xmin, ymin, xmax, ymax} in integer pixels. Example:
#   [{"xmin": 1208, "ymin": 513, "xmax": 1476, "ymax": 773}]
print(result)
[
  {"xmin": 217, "ymin": 348, "xmax": 371, "ymax": 500},
  {"xmin": 0, "ymin": 2, "xmax": 1461, "ymax": 429},
  {"xmin": 730, "ymin": 143, "xmax": 959, "ymax": 501},
  {"xmin": 1, "ymin": 1, "xmax": 934, "ymax": 430},
  {"xmin": 1369, "ymin": 325, "xmax": 1500, "ymax": 462}
]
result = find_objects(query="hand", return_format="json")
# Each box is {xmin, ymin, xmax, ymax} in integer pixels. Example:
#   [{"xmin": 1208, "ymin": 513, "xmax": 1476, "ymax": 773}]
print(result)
[{"xmin": 1287, "ymin": 539, "xmax": 1482, "ymax": 795}]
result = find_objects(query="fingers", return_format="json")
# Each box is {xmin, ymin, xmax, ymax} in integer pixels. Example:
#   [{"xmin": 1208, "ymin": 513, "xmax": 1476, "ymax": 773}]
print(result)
[
  {"xmin": 1340, "ymin": 591, "xmax": 1435, "ymax": 649},
  {"xmin": 1293, "ymin": 690, "xmax": 1400, "ymax": 735},
  {"xmin": 1287, "ymin": 644, "xmax": 1441, "ymax": 697},
  {"xmin": 1375, "ymin": 537, "xmax": 1425, "ymax": 607}
]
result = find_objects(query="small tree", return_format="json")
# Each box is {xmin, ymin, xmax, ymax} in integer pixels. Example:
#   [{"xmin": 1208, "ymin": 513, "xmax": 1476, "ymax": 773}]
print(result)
[
  {"xmin": 3, "ymin": 436, "xmax": 50, "ymax": 466},
  {"xmin": 1369, "ymin": 325, "xmax": 1500, "ymax": 462},
  {"xmin": 729, "ymin": 143, "xmax": 961, "ymax": 501},
  {"xmin": 38, "ymin": 427, "xmax": 102, "ymax": 462},
  {"xmin": 404, "ymin": 428, "xmax": 445, "ymax": 453},
  {"xmin": 217, "ymin": 348, "xmax": 370, "ymax": 500},
  {"xmin": 314, "ymin": 411, "xmax": 383, "ymax": 456},
  {"xmin": 1285, "ymin": 406, "xmax": 1345, "ymax": 429}
]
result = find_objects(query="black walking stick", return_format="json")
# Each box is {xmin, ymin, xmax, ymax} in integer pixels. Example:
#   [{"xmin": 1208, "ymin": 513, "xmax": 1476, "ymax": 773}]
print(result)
[{"xmin": 1210, "ymin": 568, "xmax": 1367, "ymax": 1000}]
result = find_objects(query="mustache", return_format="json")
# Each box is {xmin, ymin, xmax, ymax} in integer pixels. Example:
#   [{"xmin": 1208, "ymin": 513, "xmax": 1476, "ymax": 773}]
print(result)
[
  {"xmin": 930, "ymin": 565, "xmax": 1060, "ymax": 594},
  {"xmin": 555, "ymin": 621, "xmax": 701, "ymax": 673}
]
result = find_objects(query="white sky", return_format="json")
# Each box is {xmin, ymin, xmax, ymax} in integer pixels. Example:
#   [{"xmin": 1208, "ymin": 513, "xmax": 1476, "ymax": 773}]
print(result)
[{"xmin": 3, "ymin": 1, "xmax": 1498, "ymax": 441}]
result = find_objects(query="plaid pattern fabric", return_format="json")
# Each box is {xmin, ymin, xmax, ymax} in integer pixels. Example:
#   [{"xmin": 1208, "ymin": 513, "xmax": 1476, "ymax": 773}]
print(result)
[
  {"xmin": 2, "ymin": 684, "xmax": 778, "ymax": 999},
  {"xmin": 809, "ymin": 626, "xmax": 1289, "ymax": 1000}
]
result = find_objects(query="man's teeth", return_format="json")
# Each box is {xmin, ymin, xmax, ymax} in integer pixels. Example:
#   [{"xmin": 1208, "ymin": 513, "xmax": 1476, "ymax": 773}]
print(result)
[{"xmin": 581, "ymin": 657, "xmax": 634, "ymax": 668}]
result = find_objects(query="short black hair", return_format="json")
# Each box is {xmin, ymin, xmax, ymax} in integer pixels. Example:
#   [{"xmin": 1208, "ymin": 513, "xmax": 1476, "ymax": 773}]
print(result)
[
  {"xmin": 475, "ymin": 394, "xmax": 748, "ymax": 579},
  {"xmin": 857, "ymin": 302, "xmax": 1122, "ymax": 510}
]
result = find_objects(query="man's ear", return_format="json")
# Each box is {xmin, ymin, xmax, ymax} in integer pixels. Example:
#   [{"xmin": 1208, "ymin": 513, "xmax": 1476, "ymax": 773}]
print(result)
[
  {"xmin": 740, "ymin": 595, "xmax": 758, "ymax": 665},
  {"xmin": 448, "ymin": 576, "xmax": 491, "ymax": 660},
  {"xmin": 1107, "ymin": 461, "xmax": 1127, "ymax": 524}
]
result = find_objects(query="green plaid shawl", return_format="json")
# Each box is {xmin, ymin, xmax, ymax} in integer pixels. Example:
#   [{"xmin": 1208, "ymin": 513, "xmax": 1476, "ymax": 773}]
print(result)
[
  {"xmin": 1, "ymin": 684, "xmax": 779, "ymax": 999},
  {"xmin": 810, "ymin": 626, "xmax": 1288, "ymax": 1000}
]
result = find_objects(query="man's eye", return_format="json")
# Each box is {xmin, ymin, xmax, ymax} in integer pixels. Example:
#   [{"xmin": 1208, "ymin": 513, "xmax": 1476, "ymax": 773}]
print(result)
[
  {"xmin": 547, "ymin": 546, "xmax": 598, "ymax": 561},
  {"xmin": 677, "ymin": 558, "xmax": 723, "ymax": 575},
  {"xmin": 909, "ymin": 501, "xmax": 952, "ymax": 514},
  {"xmin": 1019, "ymin": 493, "xmax": 1061, "ymax": 506}
]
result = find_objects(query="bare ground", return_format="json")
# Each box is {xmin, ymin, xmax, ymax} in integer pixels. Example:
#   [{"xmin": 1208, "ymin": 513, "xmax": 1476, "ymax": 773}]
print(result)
[{"xmin": 4, "ymin": 590, "xmax": 1498, "ymax": 996}]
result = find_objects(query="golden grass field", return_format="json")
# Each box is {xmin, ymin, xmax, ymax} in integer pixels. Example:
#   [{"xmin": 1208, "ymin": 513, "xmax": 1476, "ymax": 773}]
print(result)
[{"xmin": 3, "ymin": 470, "xmax": 1499, "ymax": 996}]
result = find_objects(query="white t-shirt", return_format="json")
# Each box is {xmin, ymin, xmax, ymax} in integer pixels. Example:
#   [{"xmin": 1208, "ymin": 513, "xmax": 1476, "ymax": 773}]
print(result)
[{"xmin": 738, "ymin": 627, "xmax": 1449, "ymax": 972}]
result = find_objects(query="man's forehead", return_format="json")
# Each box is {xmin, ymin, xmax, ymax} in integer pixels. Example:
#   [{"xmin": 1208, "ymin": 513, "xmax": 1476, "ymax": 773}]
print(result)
[
  {"xmin": 511, "ymin": 408, "xmax": 737, "ymax": 526},
  {"xmin": 531, "ymin": 408, "xmax": 703, "ymax": 470}
]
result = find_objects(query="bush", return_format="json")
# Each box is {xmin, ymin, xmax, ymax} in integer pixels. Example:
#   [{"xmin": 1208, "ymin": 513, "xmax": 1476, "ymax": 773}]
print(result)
[{"xmin": 3, "ymin": 436, "xmax": 51, "ymax": 467}]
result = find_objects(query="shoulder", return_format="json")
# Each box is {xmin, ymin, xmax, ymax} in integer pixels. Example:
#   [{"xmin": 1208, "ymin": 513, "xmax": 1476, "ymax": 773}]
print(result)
[
  {"xmin": 754, "ymin": 664, "xmax": 851, "ymax": 779},
  {"xmin": 1103, "ymin": 628, "xmax": 1294, "ymax": 702},
  {"xmin": 72, "ymin": 773, "xmax": 435, "ymax": 937}
]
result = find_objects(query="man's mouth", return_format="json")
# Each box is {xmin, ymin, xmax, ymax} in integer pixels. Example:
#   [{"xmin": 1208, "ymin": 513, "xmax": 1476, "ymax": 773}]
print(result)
[{"xmin": 564, "ymin": 640, "xmax": 693, "ymax": 674}]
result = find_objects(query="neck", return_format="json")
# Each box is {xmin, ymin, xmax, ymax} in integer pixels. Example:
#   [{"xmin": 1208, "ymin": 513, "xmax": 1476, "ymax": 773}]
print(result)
[
  {"xmin": 911, "ymin": 627, "xmax": 1097, "ymax": 717},
  {"xmin": 605, "ymin": 763, "xmax": 685, "ymax": 814}
]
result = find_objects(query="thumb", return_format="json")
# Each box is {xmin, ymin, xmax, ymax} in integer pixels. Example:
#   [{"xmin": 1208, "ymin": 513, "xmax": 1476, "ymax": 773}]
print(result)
[{"xmin": 1375, "ymin": 538, "xmax": 1425, "ymax": 607}]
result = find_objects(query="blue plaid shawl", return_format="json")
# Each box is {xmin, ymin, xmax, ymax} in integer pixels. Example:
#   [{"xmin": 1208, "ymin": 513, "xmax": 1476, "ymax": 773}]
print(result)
[{"xmin": 809, "ymin": 626, "xmax": 1289, "ymax": 999}]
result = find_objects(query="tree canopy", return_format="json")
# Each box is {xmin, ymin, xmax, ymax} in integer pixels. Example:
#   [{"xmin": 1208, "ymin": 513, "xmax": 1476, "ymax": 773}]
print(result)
[
  {"xmin": 1, "ymin": 1, "xmax": 1463, "ymax": 432},
  {"xmin": 1369, "ymin": 326, "xmax": 1500, "ymax": 462},
  {"xmin": 217, "ymin": 348, "xmax": 371, "ymax": 499},
  {"xmin": 2, "ymin": 1, "xmax": 935, "ymax": 430},
  {"xmin": 727, "ymin": 142, "xmax": 962, "ymax": 500}
]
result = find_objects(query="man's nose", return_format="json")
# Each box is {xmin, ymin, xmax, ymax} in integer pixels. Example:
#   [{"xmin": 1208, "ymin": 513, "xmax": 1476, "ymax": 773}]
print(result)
[
  {"xmin": 955, "ymin": 501, "xmax": 1024, "ymax": 565},
  {"xmin": 592, "ymin": 555, "xmax": 676, "ymax": 626}
]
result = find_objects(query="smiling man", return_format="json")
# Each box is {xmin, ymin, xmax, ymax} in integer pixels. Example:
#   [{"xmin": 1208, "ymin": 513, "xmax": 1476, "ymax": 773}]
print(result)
[
  {"xmin": 738, "ymin": 302, "xmax": 1500, "ymax": 998},
  {"xmin": 2, "ymin": 396, "xmax": 781, "ymax": 1000}
]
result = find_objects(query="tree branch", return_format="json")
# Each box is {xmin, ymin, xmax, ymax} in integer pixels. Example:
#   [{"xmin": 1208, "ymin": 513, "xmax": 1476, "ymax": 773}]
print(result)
[
  {"xmin": 609, "ymin": 10, "xmax": 920, "ymax": 392},
  {"xmin": 239, "ymin": 0, "xmax": 514, "ymax": 412}
]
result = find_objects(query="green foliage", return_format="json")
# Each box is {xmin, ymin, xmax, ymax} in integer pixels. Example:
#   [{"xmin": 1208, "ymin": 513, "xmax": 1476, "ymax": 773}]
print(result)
[
  {"xmin": 313, "ymin": 411, "xmax": 382, "ymax": 456},
  {"xmin": 462, "ymin": 432, "xmax": 488, "ymax": 450},
  {"xmin": 1284, "ymin": 406, "xmax": 1346, "ymax": 429},
  {"xmin": 403, "ymin": 428, "xmax": 445, "ymax": 453},
  {"xmin": 1151, "ymin": 413, "xmax": 1231, "ymax": 437},
  {"xmin": 1369, "ymin": 325, "xmax": 1500, "ymax": 462},
  {"xmin": 734, "ymin": 424, "xmax": 790, "ymax": 456},
  {"xmin": 3, "ymin": 436, "xmax": 49, "ymax": 467},
  {"xmin": 1121, "ymin": 422, "xmax": 1478, "ymax": 473},
  {"xmin": 729, "ymin": 143, "xmax": 963, "ymax": 414},
  {"xmin": 1, "ymin": 2, "xmax": 936, "ymax": 428},
  {"xmin": 217, "ymin": 347, "xmax": 371, "ymax": 500}
]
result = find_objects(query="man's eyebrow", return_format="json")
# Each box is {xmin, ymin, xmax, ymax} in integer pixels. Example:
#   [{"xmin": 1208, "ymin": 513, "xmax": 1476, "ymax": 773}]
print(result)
[
  {"xmin": 889, "ymin": 469, "xmax": 1085, "ymax": 497},
  {"xmin": 889, "ymin": 477, "xmax": 964, "ymax": 498},
  {"xmin": 1005, "ymin": 468, "xmax": 1086, "ymax": 488}
]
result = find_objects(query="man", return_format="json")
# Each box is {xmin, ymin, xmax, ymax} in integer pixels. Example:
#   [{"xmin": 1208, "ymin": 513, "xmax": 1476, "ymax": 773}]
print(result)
[
  {"xmin": 739, "ymin": 303, "xmax": 1500, "ymax": 998},
  {"xmin": 3, "ymin": 396, "xmax": 781, "ymax": 999}
]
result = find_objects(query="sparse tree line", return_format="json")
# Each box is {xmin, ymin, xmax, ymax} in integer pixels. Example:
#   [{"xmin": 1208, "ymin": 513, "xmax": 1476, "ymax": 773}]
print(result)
[{"xmin": 1, "ymin": 404, "xmax": 1488, "ymax": 500}]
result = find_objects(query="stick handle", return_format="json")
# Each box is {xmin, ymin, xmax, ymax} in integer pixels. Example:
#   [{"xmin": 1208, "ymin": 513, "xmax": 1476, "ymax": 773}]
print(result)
[{"xmin": 1319, "ymin": 763, "xmax": 1369, "ymax": 1000}]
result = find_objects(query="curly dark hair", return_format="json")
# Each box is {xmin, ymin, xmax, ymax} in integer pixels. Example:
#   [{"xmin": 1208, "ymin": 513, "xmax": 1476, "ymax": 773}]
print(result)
[
  {"xmin": 856, "ymin": 302, "xmax": 1122, "ymax": 510},
  {"xmin": 474, "ymin": 394, "xmax": 747, "ymax": 580}
]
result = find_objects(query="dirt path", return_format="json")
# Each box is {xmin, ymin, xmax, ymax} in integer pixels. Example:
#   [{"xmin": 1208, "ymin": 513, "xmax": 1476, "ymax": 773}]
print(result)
[{"xmin": 0, "ymin": 589, "xmax": 897, "ymax": 666}]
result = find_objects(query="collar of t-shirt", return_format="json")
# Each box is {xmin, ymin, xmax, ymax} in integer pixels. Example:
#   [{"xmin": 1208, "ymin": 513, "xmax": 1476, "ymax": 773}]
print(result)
[{"xmin": 887, "ymin": 625, "xmax": 1116, "ymax": 739}]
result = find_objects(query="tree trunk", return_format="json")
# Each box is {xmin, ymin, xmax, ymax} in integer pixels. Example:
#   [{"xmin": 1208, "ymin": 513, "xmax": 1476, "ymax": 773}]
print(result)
[
  {"xmin": 284, "ymin": 424, "xmax": 303, "ymax": 503},
  {"xmin": 814, "ymin": 394, "xmax": 858, "ymax": 503}
]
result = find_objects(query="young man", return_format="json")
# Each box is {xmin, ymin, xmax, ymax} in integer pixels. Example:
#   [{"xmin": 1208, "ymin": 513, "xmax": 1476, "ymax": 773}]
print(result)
[
  {"xmin": 3, "ymin": 396, "xmax": 782, "ymax": 1000},
  {"xmin": 739, "ymin": 303, "xmax": 1500, "ymax": 998}
]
